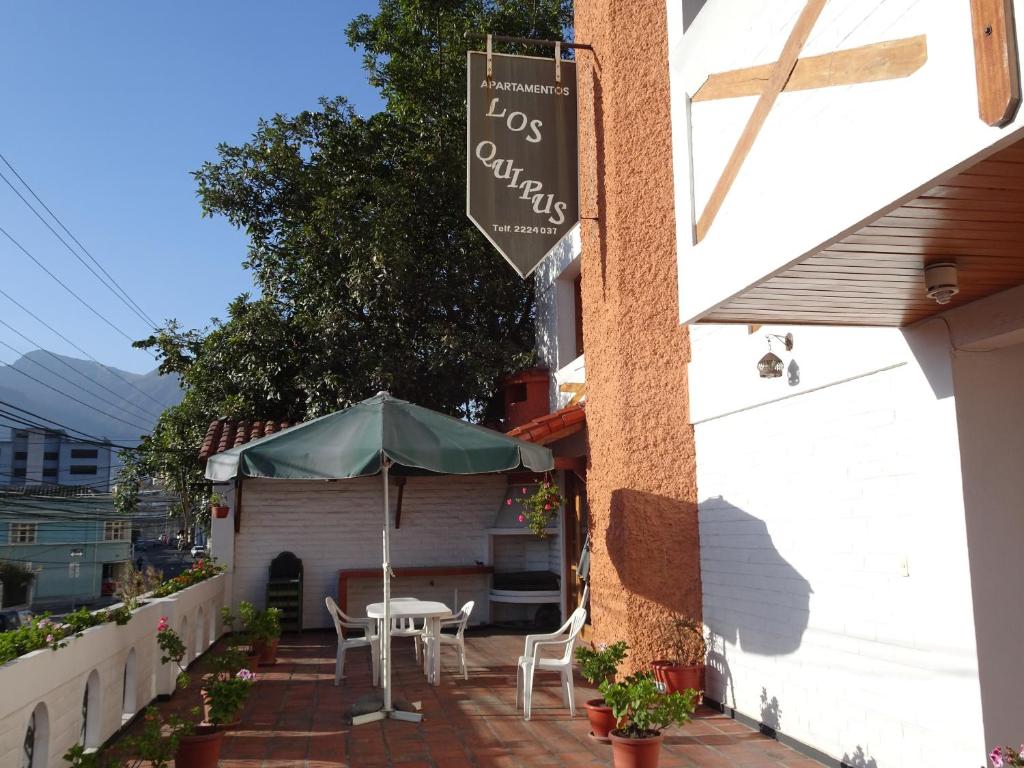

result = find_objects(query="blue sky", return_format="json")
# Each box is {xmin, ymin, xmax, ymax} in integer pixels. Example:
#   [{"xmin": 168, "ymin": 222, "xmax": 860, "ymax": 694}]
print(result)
[{"xmin": 0, "ymin": 1, "xmax": 384, "ymax": 375}]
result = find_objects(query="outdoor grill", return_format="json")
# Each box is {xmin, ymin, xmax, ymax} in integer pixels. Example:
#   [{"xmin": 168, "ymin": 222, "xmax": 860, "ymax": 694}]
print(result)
[{"xmin": 489, "ymin": 570, "xmax": 561, "ymax": 629}]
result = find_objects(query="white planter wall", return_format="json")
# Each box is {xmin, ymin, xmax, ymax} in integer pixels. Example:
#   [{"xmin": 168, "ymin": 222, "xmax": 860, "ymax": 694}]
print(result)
[
  {"xmin": 690, "ymin": 322, "xmax": 985, "ymax": 767},
  {"xmin": 0, "ymin": 573, "xmax": 227, "ymax": 768}
]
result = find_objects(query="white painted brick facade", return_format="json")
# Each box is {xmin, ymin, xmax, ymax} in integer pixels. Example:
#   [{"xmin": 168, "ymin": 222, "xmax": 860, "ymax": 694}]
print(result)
[
  {"xmin": 232, "ymin": 475, "xmax": 554, "ymax": 628},
  {"xmin": 691, "ymin": 324, "xmax": 985, "ymax": 767}
]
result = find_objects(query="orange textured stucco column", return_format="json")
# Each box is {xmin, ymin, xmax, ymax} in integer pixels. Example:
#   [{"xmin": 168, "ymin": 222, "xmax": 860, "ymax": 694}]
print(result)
[{"xmin": 574, "ymin": 0, "xmax": 701, "ymax": 672}]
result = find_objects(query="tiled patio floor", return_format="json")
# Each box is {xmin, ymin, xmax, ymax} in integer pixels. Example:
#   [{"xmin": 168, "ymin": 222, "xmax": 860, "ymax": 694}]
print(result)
[{"xmin": 109, "ymin": 630, "xmax": 825, "ymax": 767}]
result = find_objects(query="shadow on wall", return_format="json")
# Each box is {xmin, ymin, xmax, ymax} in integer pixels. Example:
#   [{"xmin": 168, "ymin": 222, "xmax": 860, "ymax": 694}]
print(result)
[
  {"xmin": 759, "ymin": 687, "xmax": 781, "ymax": 736},
  {"xmin": 842, "ymin": 746, "xmax": 879, "ymax": 768},
  {"xmin": 700, "ymin": 497, "xmax": 812, "ymax": 705},
  {"xmin": 605, "ymin": 489, "xmax": 700, "ymax": 615}
]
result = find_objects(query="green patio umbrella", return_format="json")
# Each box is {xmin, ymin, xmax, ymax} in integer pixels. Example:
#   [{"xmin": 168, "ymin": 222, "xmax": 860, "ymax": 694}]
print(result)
[{"xmin": 205, "ymin": 391, "xmax": 553, "ymax": 721}]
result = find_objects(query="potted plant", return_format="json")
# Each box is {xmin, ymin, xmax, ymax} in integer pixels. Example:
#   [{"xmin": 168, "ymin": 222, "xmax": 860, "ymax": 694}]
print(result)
[
  {"xmin": 221, "ymin": 605, "xmax": 261, "ymax": 669},
  {"xmin": 157, "ymin": 615, "xmax": 190, "ymax": 690},
  {"xmin": 63, "ymin": 707, "xmax": 193, "ymax": 767},
  {"xmin": 575, "ymin": 640, "xmax": 628, "ymax": 742},
  {"xmin": 515, "ymin": 476, "xmax": 566, "ymax": 537},
  {"xmin": 650, "ymin": 615, "xmax": 705, "ymax": 700},
  {"xmin": 240, "ymin": 601, "xmax": 282, "ymax": 664},
  {"xmin": 200, "ymin": 645, "xmax": 255, "ymax": 726},
  {"xmin": 210, "ymin": 493, "xmax": 229, "ymax": 519},
  {"xmin": 600, "ymin": 671, "xmax": 697, "ymax": 768}
]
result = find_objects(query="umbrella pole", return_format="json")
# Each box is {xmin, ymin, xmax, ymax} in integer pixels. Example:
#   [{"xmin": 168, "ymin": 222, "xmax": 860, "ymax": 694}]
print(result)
[{"xmin": 382, "ymin": 460, "xmax": 392, "ymax": 714}]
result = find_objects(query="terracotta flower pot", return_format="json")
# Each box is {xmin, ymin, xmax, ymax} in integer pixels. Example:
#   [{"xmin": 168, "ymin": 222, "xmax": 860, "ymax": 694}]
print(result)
[
  {"xmin": 585, "ymin": 698, "xmax": 617, "ymax": 742},
  {"xmin": 651, "ymin": 660, "xmax": 703, "ymax": 701},
  {"xmin": 245, "ymin": 651, "xmax": 261, "ymax": 670},
  {"xmin": 609, "ymin": 729, "xmax": 663, "ymax": 768},
  {"xmin": 175, "ymin": 726, "xmax": 224, "ymax": 768},
  {"xmin": 255, "ymin": 637, "xmax": 279, "ymax": 665},
  {"xmin": 212, "ymin": 505, "xmax": 229, "ymax": 519}
]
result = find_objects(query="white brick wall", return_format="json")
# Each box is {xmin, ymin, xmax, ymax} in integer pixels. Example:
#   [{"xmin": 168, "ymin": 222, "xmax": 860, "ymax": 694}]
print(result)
[
  {"xmin": 691, "ymin": 324, "xmax": 985, "ymax": 767},
  {"xmin": 232, "ymin": 475, "xmax": 511, "ymax": 629}
]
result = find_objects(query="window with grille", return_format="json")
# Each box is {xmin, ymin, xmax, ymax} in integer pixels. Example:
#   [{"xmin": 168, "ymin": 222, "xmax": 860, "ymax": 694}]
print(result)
[
  {"xmin": 10, "ymin": 523, "xmax": 37, "ymax": 544},
  {"xmin": 104, "ymin": 521, "xmax": 128, "ymax": 541}
]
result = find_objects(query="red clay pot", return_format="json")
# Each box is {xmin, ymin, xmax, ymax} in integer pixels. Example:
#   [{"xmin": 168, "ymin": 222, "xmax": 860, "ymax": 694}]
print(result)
[
  {"xmin": 245, "ymin": 651, "xmax": 261, "ymax": 671},
  {"xmin": 174, "ymin": 726, "xmax": 224, "ymax": 767},
  {"xmin": 609, "ymin": 729, "xmax": 663, "ymax": 768},
  {"xmin": 212, "ymin": 505, "xmax": 229, "ymax": 519},
  {"xmin": 255, "ymin": 638, "xmax": 279, "ymax": 665},
  {"xmin": 651, "ymin": 661, "xmax": 703, "ymax": 700},
  {"xmin": 585, "ymin": 698, "xmax": 617, "ymax": 742}
]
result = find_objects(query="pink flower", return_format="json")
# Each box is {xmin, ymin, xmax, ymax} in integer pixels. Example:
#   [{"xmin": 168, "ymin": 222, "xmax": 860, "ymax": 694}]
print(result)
[
  {"xmin": 157, "ymin": 617, "xmax": 169, "ymax": 632},
  {"xmin": 521, "ymin": 487, "xmax": 527, "ymax": 494},
  {"xmin": 505, "ymin": 498, "xmax": 512, "ymax": 506},
  {"xmin": 992, "ymin": 747, "xmax": 1004, "ymax": 767},
  {"xmin": 46, "ymin": 634, "xmax": 54, "ymax": 644},
  {"xmin": 237, "ymin": 668, "xmax": 256, "ymax": 682},
  {"xmin": 544, "ymin": 503, "xmax": 552, "ymax": 510},
  {"xmin": 517, "ymin": 514, "xmax": 525, "ymax": 523}
]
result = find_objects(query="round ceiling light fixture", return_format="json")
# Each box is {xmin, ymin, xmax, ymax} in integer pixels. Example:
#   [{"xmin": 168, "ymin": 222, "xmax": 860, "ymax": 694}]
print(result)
[{"xmin": 924, "ymin": 262, "xmax": 959, "ymax": 305}]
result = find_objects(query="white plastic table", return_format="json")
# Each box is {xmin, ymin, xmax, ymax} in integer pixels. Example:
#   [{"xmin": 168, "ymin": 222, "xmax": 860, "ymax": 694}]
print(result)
[{"xmin": 366, "ymin": 599, "xmax": 453, "ymax": 686}]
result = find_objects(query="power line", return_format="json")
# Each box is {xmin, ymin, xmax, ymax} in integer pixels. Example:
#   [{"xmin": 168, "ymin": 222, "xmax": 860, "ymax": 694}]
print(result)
[
  {"xmin": 0, "ymin": 153, "xmax": 159, "ymax": 328},
  {"xmin": 0, "ymin": 224, "xmax": 157, "ymax": 353},
  {"xmin": 0, "ymin": 335, "xmax": 162, "ymax": 425},
  {"xmin": 0, "ymin": 356, "xmax": 152, "ymax": 433},
  {"xmin": 0, "ymin": 162, "xmax": 158, "ymax": 330},
  {"xmin": 0, "ymin": 286, "xmax": 170, "ymax": 411}
]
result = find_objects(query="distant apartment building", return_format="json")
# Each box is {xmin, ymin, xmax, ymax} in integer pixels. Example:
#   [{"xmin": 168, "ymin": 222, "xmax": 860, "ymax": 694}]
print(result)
[{"xmin": 0, "ymin": 428, "xmax": 116, "ymax": 492}]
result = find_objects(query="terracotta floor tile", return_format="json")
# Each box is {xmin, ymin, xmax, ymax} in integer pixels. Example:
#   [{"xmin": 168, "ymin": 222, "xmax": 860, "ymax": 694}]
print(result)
[{"xmin": 102, "ymin": 630, "xmax": 825, "ymax": 768}]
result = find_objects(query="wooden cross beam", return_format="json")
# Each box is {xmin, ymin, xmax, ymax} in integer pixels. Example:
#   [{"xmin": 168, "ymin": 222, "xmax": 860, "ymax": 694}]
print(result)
[
  {"xmin": 558, "ymin": 382, "xmax": 587, "ymax": 406},
  {"xmin": 693, "ymin": 0, "xmax": 928, "ymax": 243}
]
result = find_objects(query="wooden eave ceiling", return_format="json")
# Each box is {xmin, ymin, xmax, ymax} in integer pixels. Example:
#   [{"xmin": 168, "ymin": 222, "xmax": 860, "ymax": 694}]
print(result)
[{"xmin": 701, "ymin": 137, "xmax": 1024, "ymax": 327}]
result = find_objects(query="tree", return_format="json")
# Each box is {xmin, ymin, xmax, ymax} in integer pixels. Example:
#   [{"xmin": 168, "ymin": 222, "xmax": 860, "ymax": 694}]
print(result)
[{"xmin": 129, "ymin": 0, "xmax": 572, "ymax": 521}]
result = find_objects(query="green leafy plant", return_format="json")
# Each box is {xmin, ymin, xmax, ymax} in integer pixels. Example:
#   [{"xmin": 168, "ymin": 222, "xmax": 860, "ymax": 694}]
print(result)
[
  {"xmin": 516, "ymin": 477, "xmax": 565, "ymax": 537},
  {"xmin": 599, "ymin": 671, "xmax": 697, "ymax": 739},
  {"xmin": 156, "ymin": 616, "xmax": 189, "ymax": 689},
  {"xmin": 0, "ymin": 560, "xmax": 34, "ymax": 605},
  {"xmin": 239, "ymin": 601, "xmax": 281, "ymax": 643},
  {"xmin": 203, "ymin": 667, "xmax": 256, "ymax": 725},
  {"xmin": 575, "ymin": 640, "xmax": 628, "ymax": 686},
  {"xmin": 209, "ymin": 493, "xmax": 223, "ymax": 507}
]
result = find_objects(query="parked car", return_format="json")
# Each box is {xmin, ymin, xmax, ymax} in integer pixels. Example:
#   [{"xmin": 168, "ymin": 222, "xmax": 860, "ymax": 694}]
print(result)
[
  {"xmin": 0, "ymin": 609, "xmax": 32, "ymax": 632},
  {"xmin": 190, "ymin": 544, "xmax": 207, "ymax": 559}
]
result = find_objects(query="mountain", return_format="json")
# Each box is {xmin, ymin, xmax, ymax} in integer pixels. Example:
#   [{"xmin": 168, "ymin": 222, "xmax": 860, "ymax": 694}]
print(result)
[{"xmin": 0, "ymin": 351, "xmax": 183, "ymax": 443}]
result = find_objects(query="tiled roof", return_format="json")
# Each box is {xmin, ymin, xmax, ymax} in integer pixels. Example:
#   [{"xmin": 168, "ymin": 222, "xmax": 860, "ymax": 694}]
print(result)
[
  {"xmin": 506, "ymin": 403, "xmax": 585, "ymax": 445},
  {"xmin": 199, "ymin": 418, "xmax": 295, "ymax": 461}
]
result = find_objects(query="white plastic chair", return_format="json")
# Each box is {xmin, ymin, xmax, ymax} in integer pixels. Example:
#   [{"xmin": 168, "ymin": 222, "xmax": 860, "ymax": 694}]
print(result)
[
  {"xmin": 389, "ymin": 596, "xmax": 424, "ymax": 661},
  {"xmin": 325, "ymin": 597, "xmax": 380, "ymax": 686},
  {"xmin": 418, "ymin": 600, "xmax": 474, "ymax": 680},
  {"xmin": 515, "ymin": 607, "xmax": 587, "ymax": 720}
]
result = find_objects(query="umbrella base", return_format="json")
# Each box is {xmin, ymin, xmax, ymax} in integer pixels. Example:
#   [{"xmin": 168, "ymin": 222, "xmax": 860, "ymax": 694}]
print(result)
[{"xmin": 348, "ymin": 692, "xmax": 423, "ymax": 725}]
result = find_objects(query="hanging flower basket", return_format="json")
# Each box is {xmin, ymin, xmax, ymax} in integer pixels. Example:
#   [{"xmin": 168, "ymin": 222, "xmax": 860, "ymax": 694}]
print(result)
[{"xmin": 516, "ymin": 475, "xmax": 565, "ymax": 537}]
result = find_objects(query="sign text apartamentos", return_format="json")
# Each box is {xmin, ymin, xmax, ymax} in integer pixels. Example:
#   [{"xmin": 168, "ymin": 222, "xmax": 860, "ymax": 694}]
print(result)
[{"xmin": 466, "ymin": 51, "xmax": 579, "ymax": 278}]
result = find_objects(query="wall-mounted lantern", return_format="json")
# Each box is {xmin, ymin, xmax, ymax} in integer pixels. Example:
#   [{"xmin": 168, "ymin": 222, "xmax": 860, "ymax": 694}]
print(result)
[{"xmin": 757, "ymin": 333, "xmax": 793, "ymax": 379}]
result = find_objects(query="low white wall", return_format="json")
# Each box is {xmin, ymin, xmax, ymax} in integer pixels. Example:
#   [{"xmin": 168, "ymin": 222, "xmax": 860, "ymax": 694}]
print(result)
[
  {"xmin": 232, "ymin": 476, "xmax": 510, "ymax": 629},
  {"xmin": 690, "ymin": 323, "xmax": 985, "ymax": 766},
  {"xmin": 0, "ymin": 573, "xmax": 227, "ymax": 768}
]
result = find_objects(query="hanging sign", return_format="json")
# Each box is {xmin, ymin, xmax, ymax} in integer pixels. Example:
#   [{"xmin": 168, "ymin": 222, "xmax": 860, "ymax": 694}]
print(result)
[{"xmin": 467, "ymin": 51, "xmax": 579, "ymax": 278}]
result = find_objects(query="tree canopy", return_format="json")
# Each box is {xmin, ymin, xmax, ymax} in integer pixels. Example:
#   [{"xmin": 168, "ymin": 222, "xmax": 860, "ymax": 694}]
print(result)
[{"xmin": 130, "ymin": 0, "xmax": 572, "ymax": 526}]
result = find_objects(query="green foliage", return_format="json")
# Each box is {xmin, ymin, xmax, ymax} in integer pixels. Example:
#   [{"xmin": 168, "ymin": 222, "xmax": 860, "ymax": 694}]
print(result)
[
  {"xmin": 239, "ymin": 601, "xmax": 281, "ymax": 643},
  {"xmin": 599, "ymin": 672, "xmax": 697, "ymax": 739},
  {"xmin": 203, "ymin": 668, "xmax": 255, "ymax": 725},
  {"xmin": 517, "ymin": 478, "xmax": 565, "ymax": 537},
  {"xmin": 113, "ymin": 452, "xmax": 143, "ymax": 516},
  {"xmin": 574, "ymin": 640, "xmax": 628, "ymax": 686},
  {"xmin": 132, "ymin": 1, "xmax": 572, "ymax": 481},
  {"xmin": 209, "ymin": 493, "xmax": 223, "ymax": 507},
  {"xmin": 0, "ymin": 560, "xmax": 34, "ymax": 594},
  {"xmin": 156, "ymin": 616, "xmax": 190, "ymax": 689}
]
